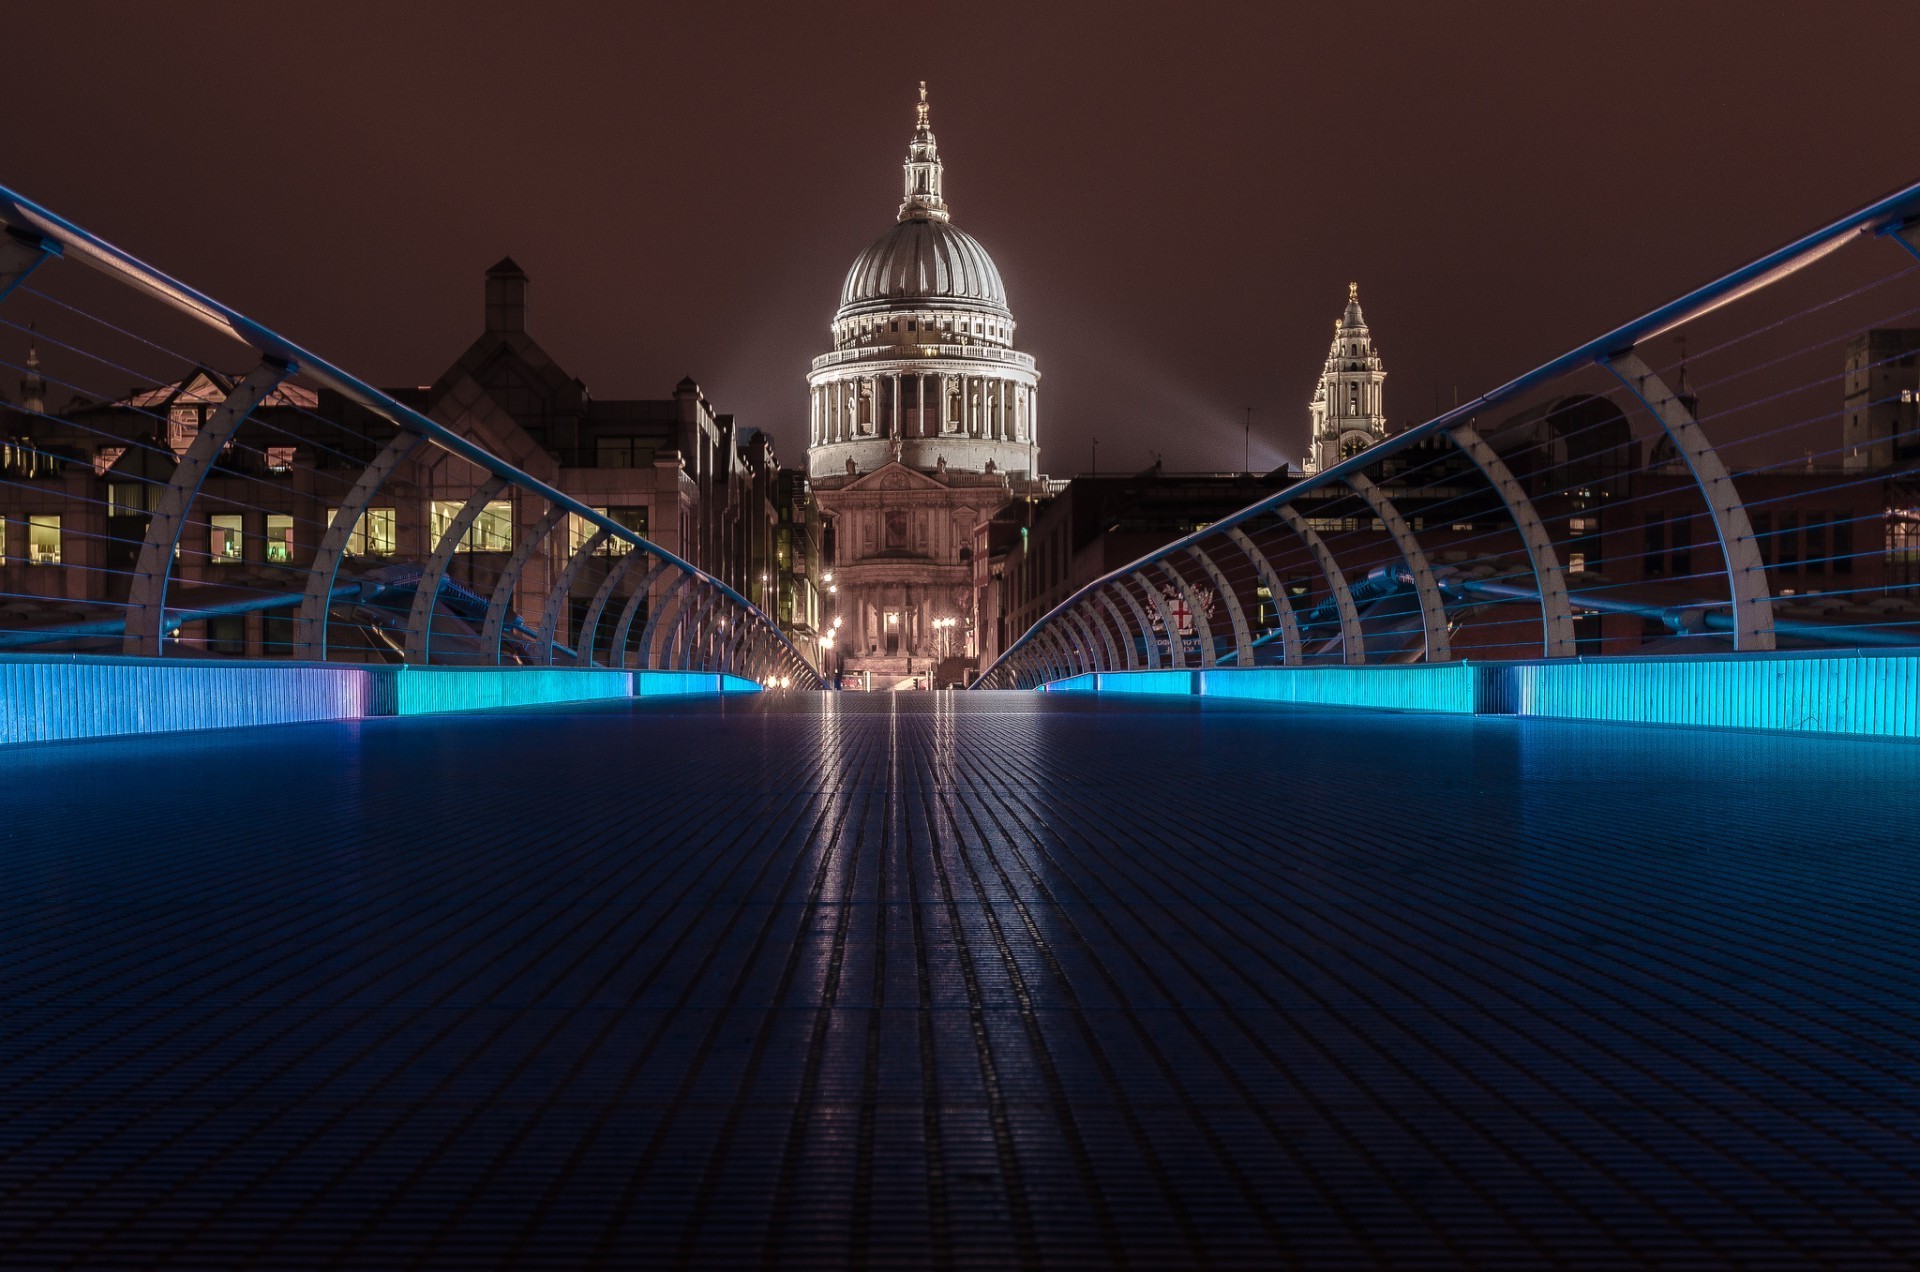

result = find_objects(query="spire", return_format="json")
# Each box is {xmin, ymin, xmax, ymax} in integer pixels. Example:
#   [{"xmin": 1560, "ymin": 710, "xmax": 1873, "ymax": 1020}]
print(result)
[
  {"xmin": 1343, "ymin": 282, "xmax": 1366, "ymax": 330},
  {"xmin": 20, "ymin": 326, "xmax": 44, "ymax": 416},
  {"xmin": 899, "ymin": 81, "xmax": 949, "ymax": 223}
]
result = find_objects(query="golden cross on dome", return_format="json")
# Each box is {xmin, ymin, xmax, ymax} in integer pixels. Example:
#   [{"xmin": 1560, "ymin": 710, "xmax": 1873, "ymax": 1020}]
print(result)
[
  {"xmin": 1348, "ymin": 281, "xmax": 1359, "ymax": 302},
  {"xmin": 916, "ymin": 82, "xmax": 930, "ymax": 128}
]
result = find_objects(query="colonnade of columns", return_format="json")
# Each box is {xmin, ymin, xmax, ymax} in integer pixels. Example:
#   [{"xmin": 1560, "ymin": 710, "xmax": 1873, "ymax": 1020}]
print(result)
[{"xmin": 810, "ymin": 372, "xmax": 1034, "ymax": 448}]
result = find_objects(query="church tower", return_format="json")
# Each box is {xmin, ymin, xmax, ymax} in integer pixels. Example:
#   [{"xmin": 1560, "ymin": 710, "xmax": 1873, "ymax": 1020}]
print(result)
[{"xmin": 1304, "ymin": 284, "xmax": 1388, "ymax": 474}]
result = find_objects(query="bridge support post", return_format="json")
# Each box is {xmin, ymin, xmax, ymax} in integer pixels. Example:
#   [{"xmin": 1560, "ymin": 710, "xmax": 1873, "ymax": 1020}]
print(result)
[
  {"xmin": 1277, "ymin": 505, "xmax": 1365, "ymax": 663},
  {"xmin": 1447, "ymin": 422, "xmax": 1576, "ymax": 657},
  {"xmin": 1605, "ymin": 350, "xmax": 1775, "ymax": 651},
  {"xmin": 123, "ymin": 360, "xmax": 292, "ymax": 657},
  {"xmin": 536, "ymin": 525, "xmax": 611, "ymax": 665},
  {"xmin": 1157, "ymin": 559, "xmax": 1216, "ymax": 668},
  {"xmin": 294, "ymin": 431, "xmax": 422, "ymax": 661},
  {"xmin": 1345, "ymin": 472, "xmax": 1451, "ymax": 662},
  {"xmin": 1188, "ymin": 545, "xmax": 1253, "ymax": 667},
  {"xmin": 481, "ymin": 504, "xmax": 565, "ymax": 663},
  {"xmin": 1224, "ymin": 526, "xmax": 1302, "ymax": 665},
  {"xmin": 403, "ymin": 475, "xmax": 509, "ymax": 665},
  {"xmin": 575, "ymin": 549, "xmax": 646, "ymax": 668},
  {"xmin": 1098, "ymin": 589, "xmax": 1141, "ymax": 670},
  {"xmin": 611, "ymin": 558, "xmax": 676, "ymax": 669},
  {"xmin": 1133, "ymin": 569, "xmax": 1183, "ymax": 670}
]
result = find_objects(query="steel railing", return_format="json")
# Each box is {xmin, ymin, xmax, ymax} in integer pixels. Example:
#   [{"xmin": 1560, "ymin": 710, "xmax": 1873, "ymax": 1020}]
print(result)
[
  {"xmin": 0, "ymin": 184, "xmax": 819, "ymax": 689},
  {"xmin": 975, "ymin": 177, "xmax": 1920, "ymax": 688}
]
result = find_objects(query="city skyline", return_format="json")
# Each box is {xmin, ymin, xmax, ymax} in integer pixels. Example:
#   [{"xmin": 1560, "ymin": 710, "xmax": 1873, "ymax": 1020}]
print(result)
[{"xmin": 12, "ymin": 3, "xmax": 1920, "ymax": 477}]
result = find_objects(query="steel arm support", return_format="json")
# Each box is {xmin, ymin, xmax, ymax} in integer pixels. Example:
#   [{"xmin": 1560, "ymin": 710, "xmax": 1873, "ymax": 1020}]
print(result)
[
  {"xmin": 536, "ymin": 526, "xmax": 611, "ymax": 664},
  {"xmin": 642, "ymin": 574, "xmax": 693, "ymax": 669},
  {"xmin": 0, "ymin": 231, "xmax": 59, "ymax": 306},
  {"xmin": 403, "ymin": 475, "xmax": 509, "ymax": 664},
  {"xmin": 1131, "ymin": 570, "xmax": 1184, "ymax": 670},
  {"xmin": 1224, "ymin": 526, "xmax": 1302, "ymax": 666},
  {"xmin": 611, "ymin": 557, "xmax": 676, "ymax": 668},
  {"xmin": 1113, "ymin": 577, "xmax": 1161, "ymax": 670},
  {"xmin": 1447, "ymin": 421, "xmax": 1575, "ymax": 657},
  {"xmin": 1188, "ymin": 545, "xmax": 1253, "ymax": 668},
  {"xmin": 1346, "ymin": 472, "xmax": 1451, "ymax": 662},
  {"xmin": 1158, "ymin": 559, "xmax": 1216, "ymax": 668},
  {"xmin": 1080, "ymin": 601, "xmax": 1120, "ymax": 672},
  {"xmin": 481, "ymin": 504, "xmax": 565, "ymax": 663},
  {"xmin": 1098, "ymin": 589, "xmax": 1141, "ymax": 670},
  {"xmin": 1605, "ymin": 350, "xmax": 1775, "ymax": 650},
  {"xmin": 293, "ymin": 430, "xmax": 421, "ymax": 660},
  {"xmin": 576, "ymin": 548, "xmax": 646, "ymax": 668},
  {"xmin": 124, "ymin": 360, "xmax": 292, "ymax": 656},
  {"xmin": 1276, "ymin": 504, "xmax": 1365, "ymax": 664}
]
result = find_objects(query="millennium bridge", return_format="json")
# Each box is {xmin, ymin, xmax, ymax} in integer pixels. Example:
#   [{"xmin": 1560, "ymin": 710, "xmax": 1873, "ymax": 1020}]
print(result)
[{"xmin": 1, "ymin": 182, "xmax": 1918, "ymax": 1267}]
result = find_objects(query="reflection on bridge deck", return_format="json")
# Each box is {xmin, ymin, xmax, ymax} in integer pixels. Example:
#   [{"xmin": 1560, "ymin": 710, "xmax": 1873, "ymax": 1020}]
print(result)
[{"xmin": 1, "ymin": 694, "xmax": 1917, "ymax": 1266}]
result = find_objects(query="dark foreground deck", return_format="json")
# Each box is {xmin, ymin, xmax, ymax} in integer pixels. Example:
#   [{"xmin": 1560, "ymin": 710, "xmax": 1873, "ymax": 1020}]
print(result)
[{"xmin": 1, "ymin": 692, "xmax": 1918, "ymax": 1268}]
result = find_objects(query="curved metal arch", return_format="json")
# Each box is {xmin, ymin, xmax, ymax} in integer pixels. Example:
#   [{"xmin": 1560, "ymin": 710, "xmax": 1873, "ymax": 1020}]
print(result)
[
  {"xmin": 1605, "ymin": 350, "xmax": 1775, "ymax": 651},
  {"xmin": 123, "ymin": 360, "xmax": 292, "ymax": 656},
  {"xmin": 1224, "ymin": 526, "xmax": 1302, "ymax": 666},
  {"xmin": 1447, "ymin": 421, "xmax": 1576, "ymax": 658},
  {"xmin": 1112, "ymin": 577, "xmax": 1161, "ymax": 671},
  {"xmin": 1053, "ymin": 615, "xmax": 1092, "ymax": 677},
  {"xmin": 1187, "ymin": 545, "xmax": 1254, "ymax": 669},
  {"xmin": 535, "ymin": 525, "xmax": 611, "ymax": 665},
  {"xmin": 481, "ymin": 504, "xmax": 566, "ymax": 663},
  {"xmin": 1096, "ymin": 589, "xmax": 1141, "ymax": 671},
  {"xmin": 641, "ymin": 573, "xmax": 694, "ymax": 669},
  {"xmin": 666, "ymin": 585, "xmax": 710, "ymax": 671},
  {"xmin": 1345, "ymin": 472, "xmax": 1451, "ymax": 663},
  {"xmin": 1036, "ymin": 630, "xmax": 1067, "ymax": 687},
  {"xmin": 403, "ymin": 475, "xmax": 509, "ymax": 665},
  {"xmin": 293, "ymin": 430, "xmax": 422, "ymax": 661},
  {"xmin": 610, "ymin": 557, "xmax": 677, "ymax": 669},
  {"xmin": 1156, "ymin": 558, "xmax": 1214, "ymax": 668},
  {"xmin": 1078, "ymin": 600, "xmax": 1120, "ymax": 672},
  {"xmin": 1275, "ymin": 505, "xmax": 1365, "ymax": 664},
  {"xmin": 1132, "ymin": 569, "xmax": 1184, "ymax": 671},
  {"xmin": 1160, "ymin": 557, "xmax": 1219, "ymax": 669},
  {"xmin": 575, "ymin": 548, "xmax": 647, "ymax": 669}
]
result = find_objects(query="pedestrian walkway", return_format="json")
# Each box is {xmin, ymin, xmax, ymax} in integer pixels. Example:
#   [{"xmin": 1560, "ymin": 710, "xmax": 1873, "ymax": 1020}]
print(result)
[{"xmin": 1, "ymin": 694, "xmax": 1917, "ymax": 1267}]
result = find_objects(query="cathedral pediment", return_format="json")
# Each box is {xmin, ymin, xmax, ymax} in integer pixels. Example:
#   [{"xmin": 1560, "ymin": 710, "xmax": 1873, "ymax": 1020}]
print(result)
[{"xmin": 845, "ymin": 461, "xmax": 949, "ymax": 493}]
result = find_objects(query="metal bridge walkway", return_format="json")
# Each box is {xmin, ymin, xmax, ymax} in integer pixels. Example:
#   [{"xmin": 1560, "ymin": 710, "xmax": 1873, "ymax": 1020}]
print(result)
[{"xmin": 2, "ymin": 695, "xmax": 1918, "ymax": 1267}]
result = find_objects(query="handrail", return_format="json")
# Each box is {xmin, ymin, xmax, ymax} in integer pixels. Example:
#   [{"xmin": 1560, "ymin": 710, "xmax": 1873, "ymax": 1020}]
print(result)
[
  {"xmin": 0, "ymin": 181, "xmax": 819, "ymax": 686},
  {"xmin": 974, "ymin": 174, "xmax": 1920, "ymax": 687}
]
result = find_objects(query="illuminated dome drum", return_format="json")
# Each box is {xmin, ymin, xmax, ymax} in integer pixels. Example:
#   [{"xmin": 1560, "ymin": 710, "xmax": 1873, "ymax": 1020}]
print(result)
[{"xmin": 807, "ymin": 85, "xmax": 1040, "ymax": 479}]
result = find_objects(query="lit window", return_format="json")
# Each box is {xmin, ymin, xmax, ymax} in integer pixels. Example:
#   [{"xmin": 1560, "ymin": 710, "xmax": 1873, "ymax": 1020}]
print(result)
[
  {"xmin": 27, "ymin": 515, "xmax": 60, "ymax": 565},
  {"xmin": 603, "ymin": 505, "xmax": 646, "ymax": 555},
  {"xmin": 431, "ymin": 500, "xmax": 513, "ymax": 552},
  {"xmin": 1568, "ymin": 552, "xmax": 1588, "ymax": 573},
  {"xmin": 210, "ymin": 514, "xmax": 244, "ymax": 564},
  {"xmin": 266, "ymin": 514, "xmax": 294, "ymax": 564},
  {"xmin": 328, "ymin": 507, "xmax": 396, "ymax": 556},
  {"xmin": 265, "ymin": 446, "xmax": 297, "ymax": 473}
]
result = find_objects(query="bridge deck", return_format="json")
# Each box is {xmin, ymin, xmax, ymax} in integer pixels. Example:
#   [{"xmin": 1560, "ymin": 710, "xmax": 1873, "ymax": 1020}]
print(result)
[{"xmin": 2, "ymin": 694, "xmax": 1917, "ymax": 1267}]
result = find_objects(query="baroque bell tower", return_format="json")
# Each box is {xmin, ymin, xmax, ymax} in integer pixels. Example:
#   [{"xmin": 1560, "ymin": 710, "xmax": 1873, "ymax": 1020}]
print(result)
[{"xmin": 1304, "ymin": 283, "xmax": 1388, "ymax": 474}]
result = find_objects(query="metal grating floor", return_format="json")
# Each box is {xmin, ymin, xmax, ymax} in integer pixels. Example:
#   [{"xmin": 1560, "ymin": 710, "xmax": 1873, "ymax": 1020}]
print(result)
[{"xmin": 1, "ymin": 692, "xmax": 1918, "ymax": 1268}]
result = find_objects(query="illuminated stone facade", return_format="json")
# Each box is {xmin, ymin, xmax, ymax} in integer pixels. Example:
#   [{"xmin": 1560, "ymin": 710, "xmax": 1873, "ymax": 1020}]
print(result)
[
  {"xmin": 1304, "ymin": 283, "xmax": 1389, "ymax": 474},
  {"xmin": 808, "ymin": 85, "xmax": 1046, "ymax": 687}
]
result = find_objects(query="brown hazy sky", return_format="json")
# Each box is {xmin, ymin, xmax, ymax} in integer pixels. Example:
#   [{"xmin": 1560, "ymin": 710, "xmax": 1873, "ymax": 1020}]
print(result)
[{"xmin": 12, "ymin": 1, "xmax": 1920, "ymax": 474}]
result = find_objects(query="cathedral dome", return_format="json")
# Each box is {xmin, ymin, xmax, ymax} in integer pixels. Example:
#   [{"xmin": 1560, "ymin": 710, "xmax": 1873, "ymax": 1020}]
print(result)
[{"xmin": 838, "ymin": 218, "xmax": 1009, "ymax": 319}]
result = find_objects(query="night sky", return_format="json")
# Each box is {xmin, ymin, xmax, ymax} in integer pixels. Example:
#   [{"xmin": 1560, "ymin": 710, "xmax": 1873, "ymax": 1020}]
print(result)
[{"xmin": 13, "ymin": 1, "xmax": 1920, "ymax": 475}]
